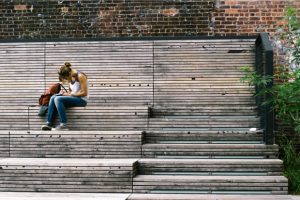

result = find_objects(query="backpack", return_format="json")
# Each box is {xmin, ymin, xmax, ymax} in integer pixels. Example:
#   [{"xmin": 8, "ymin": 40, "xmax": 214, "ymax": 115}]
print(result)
[{"xmin": 38, "ymin": 83, "xmax": 62, "ymax": 106}]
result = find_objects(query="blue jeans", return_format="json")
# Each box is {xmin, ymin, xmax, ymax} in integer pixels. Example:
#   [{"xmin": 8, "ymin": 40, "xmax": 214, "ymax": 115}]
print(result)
[{"xmin": 47, "ymin": 94, "xmax": 87, "ymax": 124}]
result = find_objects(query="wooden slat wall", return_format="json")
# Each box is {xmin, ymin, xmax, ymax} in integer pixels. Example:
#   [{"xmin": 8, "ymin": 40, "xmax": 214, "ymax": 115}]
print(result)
[
  {"xmin": 9, "ymin": 131, "xmax": 143, "ymax": 158},
  {"xmin": 0, "ymin": 158, "xmax": 137, "ymax": 192},
  {"xmin": 148, "ymin": 117, "xmax": 260, "ymax": 131},
  {"xmin": 0, "ymin": 131, "xmax": 9, "ymax": 157},
  {"xmin": 0, "ymin": 38, "xmax": 256, "ymax": 131},
  {"xmin": 142, "ymin": 143, "xmax": 279, "ymax": 159},
  {"xmin": 138, "ymin": 159, "xmax": 283, "ymax": 176},
  {"xmin": 145, "ymin": 130, "xmax": 263, "ymax": 143},
  {"xmin": 0, "ymin": 43, "xmax": 44, "ymax": 130},
  {"xmin": 128, "ymin": 194, "xmax": 292, "ymax": 200},
  {"xmin": 0, "ymin": 42, "xmax": 45, "ymax": 106},
  {"xmin": 153, "ymin": 39, "xmax": 255, "ymax": 107},
  {"xmin": 132, "ymin": 175, "xmax": 288, "ymax": 194},
  {"xmin": 44, "ymin": 41, "xmax": 153, "ymax": 106},
  {"xmin": 0, "ymin": 39, "xmax": 256, "ymax": 108},
  {"xmin": 151, "ymin": 106, "xmax": 257, "ymax": 116},
  {"xmin": 29, "ymin": 106, "xmax": 149, "ymax": 131}
]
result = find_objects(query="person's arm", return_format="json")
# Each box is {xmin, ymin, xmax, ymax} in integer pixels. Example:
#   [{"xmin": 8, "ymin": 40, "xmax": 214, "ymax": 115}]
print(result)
[{"xmin": 70, "ymin": 74, "xmax": 88, "ymax": 97}]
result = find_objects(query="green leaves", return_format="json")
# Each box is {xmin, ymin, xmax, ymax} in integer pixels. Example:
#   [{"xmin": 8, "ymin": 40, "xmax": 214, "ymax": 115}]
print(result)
[
  {"xmin": 241, "ymin": 67, "xmax": 300, "ymax": 194},
  {"xmin": 240, "ymin": 66, "xmax": 273, "ymax": 88},
  {"xmin": 241, "ymin": 65, "xmax": 300, "ymax": 133},
  {"xmin": 284, "ymin": 7, "xmax": 300, "ymax": 31}
]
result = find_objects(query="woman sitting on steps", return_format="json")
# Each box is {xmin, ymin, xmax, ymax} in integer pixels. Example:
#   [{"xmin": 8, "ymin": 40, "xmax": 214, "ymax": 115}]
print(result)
[{"xmin": 42, "ymin": 62, "xmax": 88, "ymax": 131}]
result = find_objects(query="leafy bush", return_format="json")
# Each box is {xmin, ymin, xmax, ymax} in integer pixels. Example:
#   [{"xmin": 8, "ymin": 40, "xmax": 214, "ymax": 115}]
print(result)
[{"xmin": 241, "ymin": 6, "xmax": 300, "ymax": 194}]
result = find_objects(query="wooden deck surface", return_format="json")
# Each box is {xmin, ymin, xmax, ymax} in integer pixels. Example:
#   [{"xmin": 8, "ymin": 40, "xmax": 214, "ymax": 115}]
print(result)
[
  {"xmin": 0, "ymin": 192, "xmax": 130, "ymax": 200},
  {"xmin": 0, "ymin": 38, "xmax": 290, "ymax": 197},
  {"xmin": 0, "ymin": 193, "xmax": 297, "ymax": 200}
]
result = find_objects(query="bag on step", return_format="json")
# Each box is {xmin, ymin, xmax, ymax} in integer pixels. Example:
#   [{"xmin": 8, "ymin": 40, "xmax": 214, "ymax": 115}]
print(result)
[
  {"xmin": 39, "ymin": 83, "xmax": 62, "ymax": 106},
  {"xmin": 38, "ymin": 83, "xmax": 67, "ymax": 116}
]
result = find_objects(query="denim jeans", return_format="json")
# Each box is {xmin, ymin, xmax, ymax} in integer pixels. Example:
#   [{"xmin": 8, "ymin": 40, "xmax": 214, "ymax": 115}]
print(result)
[{"xmin": 47, "ymin": 94, "xmax": 87, "ymax": 124}]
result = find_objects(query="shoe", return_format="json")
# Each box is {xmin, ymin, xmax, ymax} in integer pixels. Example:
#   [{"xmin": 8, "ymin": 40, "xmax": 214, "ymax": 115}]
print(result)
[
  {"xmin": 52, "ymin": 124, "xmax": 69, "ymax": 131},
  {"xmin": 41, "ymin": 124, "xmax": 52, "ymax": 131}
]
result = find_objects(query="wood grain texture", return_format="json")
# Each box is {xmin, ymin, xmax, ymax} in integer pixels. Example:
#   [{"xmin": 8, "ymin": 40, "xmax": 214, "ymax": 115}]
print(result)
[{"xmin": 0, "ymin": 158, "xmax": 138, "ymax": 193}]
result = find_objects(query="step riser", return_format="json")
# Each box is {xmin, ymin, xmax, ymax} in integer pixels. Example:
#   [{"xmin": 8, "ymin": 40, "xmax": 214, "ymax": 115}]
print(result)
[
  {"xmin": 0, "ymin": 131, "xmax": 143, "ymax": 158},
  {"xmin": 142, "ymin": 146, "xmax": 278, "ymax": 159},
  {"xmin": 128, "ymin": 194, "xmax": 293, "ymax": 200},
  {"xmin": 139, "ymin": 167, "xmax": 283, "ymax": 176},
  {"xmin": 133, "ymin": 187, "xmax": 288, "ymax": 195},
  {"xmin": 0, "ymin": 158, "xmax": 138, "ymax": 193},
  {"xmin": 133, "ymin": 176, "xmax": 288, "ymax": 195},
  {"xmin": 145, "ymin": 131, "xmax": 263, "ymax": 143}
]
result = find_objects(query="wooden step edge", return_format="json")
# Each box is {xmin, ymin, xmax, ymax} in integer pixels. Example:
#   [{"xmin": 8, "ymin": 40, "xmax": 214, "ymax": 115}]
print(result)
[
  {"xmin": 0, "ymin": 158, "xmax": 139, "ymax": 166},
  {"xmin": 127, "ymin": 194, "xmax": 293, "ymax": 200},
  {"xmin": 145, "ymin": 130, "xmax": 263, "ymax": 134},
  {"xmin": 137, "ymin": 158, "xmax": 283, "ymax": 165},
  {"xmin": 0, "ymin": 192, "xmax": 131, "ymax": 200},
  {"xmin": 0, "ymin": 130, "xmax": 145, "ymax": 135},
  {"xmin": 133, "ymin": 175, "xmax": 288, "ymax": 182},
  {"xmin": 142, "ymin": 143, "xmax": 278, "ymax": 149}
]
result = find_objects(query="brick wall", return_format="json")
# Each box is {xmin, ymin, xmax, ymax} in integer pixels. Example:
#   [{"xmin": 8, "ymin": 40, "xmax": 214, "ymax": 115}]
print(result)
[
  {"xmin": 0, "ymin": 0, "xmax": 214, "ymax": 39},
  {"xmin": 1, "ymin": 0, "xmax": 299, "ymax": 39},
  {"xmin": 213, "ymin": 0, "xmax": 299, "ymax": 36}
]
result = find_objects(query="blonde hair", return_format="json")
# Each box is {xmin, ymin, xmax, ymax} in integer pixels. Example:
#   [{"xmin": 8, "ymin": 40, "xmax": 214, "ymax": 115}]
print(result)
[{"xmin": 58, "ymin": 62, "xmax": 72, "ymax": 81}]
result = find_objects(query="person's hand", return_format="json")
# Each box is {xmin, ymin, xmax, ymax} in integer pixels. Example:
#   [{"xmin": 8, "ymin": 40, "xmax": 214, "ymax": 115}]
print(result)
[{"xmin": 62, "ymin": 91, "xmax": 71, "ymax": 96}]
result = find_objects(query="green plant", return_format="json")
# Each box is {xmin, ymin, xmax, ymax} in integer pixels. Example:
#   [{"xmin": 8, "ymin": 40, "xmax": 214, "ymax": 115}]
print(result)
[
  {"xmin": 278, "ymin": 133, "xmax": 300, "ymax": 194},
  {"xmin": 274, "ymin": 69, "xmax": 300, "ymax": 132},
  {"xmin": 241, "ymin": 6, "xmax": 300, "ymax": 194}
]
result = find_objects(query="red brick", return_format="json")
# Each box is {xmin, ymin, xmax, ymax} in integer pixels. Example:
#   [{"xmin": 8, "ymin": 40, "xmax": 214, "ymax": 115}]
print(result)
[
  {"xmin": 225, "ymin": 1, "xmax": 237, "ymax": 6},
  {"xmin": 225, "ymin": 8, "xmax": 239, "ymax": 14},
  {"xmin": 14, "ymin": 4, "xmax": 27, "ymax": 11}
]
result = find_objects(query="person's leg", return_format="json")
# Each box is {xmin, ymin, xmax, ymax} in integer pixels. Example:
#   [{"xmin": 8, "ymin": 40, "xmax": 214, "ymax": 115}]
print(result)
[
  {"xmin": 53, "ymin": 96, "xmax": 87, "ymax": 124},
  {"xmin": 42, "ymin": 94, "xmax": 59, "ymax": 130},
  {"xmin": 47, "ymin": 95, "xmax": 59, "ymax": 124}
]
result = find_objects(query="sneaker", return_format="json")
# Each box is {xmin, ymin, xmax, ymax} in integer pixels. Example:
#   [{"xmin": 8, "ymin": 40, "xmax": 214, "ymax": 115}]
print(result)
[
  {"xmin": 52, "ymin": 124, "xmax": 69, "ymax": 131},
  {"xmin": 41, "ymin": 124, "xmax": 52, "ymax": 131}
]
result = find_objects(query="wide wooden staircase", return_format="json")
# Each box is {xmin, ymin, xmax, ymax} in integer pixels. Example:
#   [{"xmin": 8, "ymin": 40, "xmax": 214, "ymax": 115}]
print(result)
[{"xmin": 0, "ymin": 35, "xmax": 291, "ymax": 199}]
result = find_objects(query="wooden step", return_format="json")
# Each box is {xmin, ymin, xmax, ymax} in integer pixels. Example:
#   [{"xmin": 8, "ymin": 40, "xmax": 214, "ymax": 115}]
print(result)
[
  {"xmin": 142, "ymin": 144, "xmax": 278, "ymax": 159},
  {"xmin": 0, "ymin": 193, "xmax": 295, "ymax": 200},
  {"xmin": 138, "ymin": 159, "xmax": 283, "ymax": 176},
  {"xmin": 0, "ymin": 132, "xmax": 9, "ymax": 157},
  {"xmin": 0, "ymin": 105, "xmax": 149, "ymax": 131},
  {"xmin": 145, "ymin": 130, "xmax": 263, "ymax": 144},
  {"xmin": 150, "ymin": 106, "xmax": 258, "ymax": 117},
  {"xmin": 1, "ymin": 131, "xmax": 143, "ymax": 158},
  {"xmin": 148, "ymin": 117, "xmax": 260, "ymax": 130},
  {"xmin": 0, "ymin": 158, "xmax": 138, "ymax": 193},
  {"xmin": 29, "ymin": 106, "xmax": 149, "ymax": 131},
  {"xmin": 128, "ymin": 194, "xmax": 293, "ymax": 200},
  {"xmin": 132, "ymin": 175, "xmax": 288, "ymax": 194},
  {"xmin": 0, "ymin": 192, "xmax": 130, "ymax": 200}
]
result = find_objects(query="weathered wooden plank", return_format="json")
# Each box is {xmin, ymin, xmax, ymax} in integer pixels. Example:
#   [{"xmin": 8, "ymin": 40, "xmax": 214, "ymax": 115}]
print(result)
[
  {"xmin": 0, "ymin": 158, "xmax": 137, "ymax": 193},
  {"xmin": 28, "ymin": 106, "xmax": 149, "ymax": 131},
  {"xmin": 0, "ymin": 131, "xmax": 9, "ymax": 157},
  {"xmin": 138, "ymin": 159, "xmax": 283, "ymax": 175},
  {"xmin": 142, "ymin": 144, "xmax": 278, "ymax": 158},
  {"xmin": 9, "ymin": 131, "xmax": 143, "ymax": 158},
  {"xmin": 0, "ymin": 192, "xmax": 130, "ymax": 200},
  {"xmin": 128, "ymin": 194, "xmax": 293, "ymax": 200},
  {"xmin": 145, "ymin": 130, "xmax": 262, "ymax": 143},
  {"xmin": 132, "ymin": 175, "xmax": 288, "ymax": 194}
]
